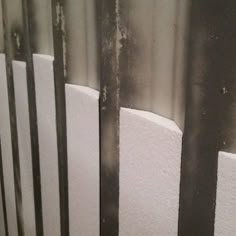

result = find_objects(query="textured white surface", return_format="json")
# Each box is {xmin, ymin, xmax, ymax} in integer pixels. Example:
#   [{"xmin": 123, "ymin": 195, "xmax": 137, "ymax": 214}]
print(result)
[
  {"xmin": 66, "ymin": 84, "xmax": 99, "ymax": 236},
  {"xmin": 119, "ymin": 108, "xmax": 182, "ymax": 236},
  {"xmin": 0, "ymin": 180, "xmax": 6, "ymax": 236},
  {"xmin": 0, "ymin": 54, "xmax": 18, "ymax": 236},
  {"xmin": 13, "ymin": 61, "xmax": 36, "ymax": 236},
  {"xmin": 215, "ymin": 151, "xmax": 236, "ymax": 236},
  {"xmin": 34, "ymin": 54, "xmax": 60, "ymax": 236}
]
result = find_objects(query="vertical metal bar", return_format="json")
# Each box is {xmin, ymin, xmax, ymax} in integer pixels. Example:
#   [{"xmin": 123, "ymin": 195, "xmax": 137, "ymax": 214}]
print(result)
[
  {"xmin": 178, "ymin": 0, "xmax": 234, "ymax": 235},
  {"xmin": 21, "ymin": 1, "xmax": 44, "ymax": 235},
  {"xmin": 0, "ymin": 140, "xmax": 8, "ymax": 236},
  {"xmin": 100, "ymin": 0, "xmax": 120, "ymax": 235},
  {"xmin": 51, "ymin": 0, "xmax": 69, "ymax": 235},
  {"xmin": 1, "ymin": 0, "xmax": 24, "ymax": 235},
  {"xmin": 218, "ymin": 3, "xmax": 236, "ymax": 154}
]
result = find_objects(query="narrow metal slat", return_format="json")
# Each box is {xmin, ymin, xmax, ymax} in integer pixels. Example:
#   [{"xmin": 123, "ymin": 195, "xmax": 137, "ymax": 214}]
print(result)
[
  {"xmin": 21, "ymin": 1, "xmax": 45, "ymax": 235},
  {"xmin": 100, "ymin": 0, "xmax": 120, "ymax": 235},
  {"xmin": 218, "ymin": 3, "xmax": 236, "ymax": 154},
  {"xmin": 51, "ymin": 0, "xmax": 69, "ymax": 235},
  {"xmin": 178, "ymin": 0, "xmax": 236, "ymax": 235},
  {"xmin": 1, "ymin": 0, "xmax": 24, "ymax": 234}
]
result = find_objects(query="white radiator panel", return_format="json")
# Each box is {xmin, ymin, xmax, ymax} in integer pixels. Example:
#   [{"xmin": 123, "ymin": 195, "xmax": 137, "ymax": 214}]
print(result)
[
  {"xmin": 66, "ymin": 84, "xmax": 99, "ymax": 236},
  {"xmin": 215, "ymin": 152, "xmax": 236, "ymax": 236},
  {"xmin": 13, "ymin": 61, "xmax": 36, "ymax": 236},
  {"xmin": 34, "ymin": 54, "xmax": 60, "ymax": 236},
  {"xmin": 119, "ymin": 108, "xmax": 182, "ymax": 236},
  {"xmin": 0, "ymin": 53, "xmax": 18, "ymax": 236}
]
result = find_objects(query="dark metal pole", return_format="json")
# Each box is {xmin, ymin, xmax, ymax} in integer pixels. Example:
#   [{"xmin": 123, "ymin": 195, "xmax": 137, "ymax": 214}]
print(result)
[
  {"xmin": 51, "ymin": 0, "xmax": 69, "ymax": 235},
  {"xmin": 1, "ymin": 0, "xmax": 24, "ymax": 234},
  {"xmin": 100, "ymin": 0, "xmax": 120, "ymax": 235},
  {"xmin": 178, "ymin": 0, "xmax": 236, "ymax": 235},
  {"xmin": 21, "ymin": 0, "xmax": 44, "ymax": 235}
]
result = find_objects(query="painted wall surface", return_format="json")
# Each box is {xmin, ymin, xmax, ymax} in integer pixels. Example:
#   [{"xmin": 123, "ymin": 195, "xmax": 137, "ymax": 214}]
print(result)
[
  {"xmin": 0, "ymin": 54, "xmax": 18, "ymax": 236},
  {"xmin": 215, "ymin": 151, "xmax": 236, "ymax": 236},
  {"xmin": 66, "ymin": 84, "xmax": 99, "ymax": 236},
  {"xmin": 13, "ymin": 61, "xmax": 36, "ymax": 236},
  {"xmin": 34, "ymin": 54, "xmax": 60, "ymax": 236},
  {"xmin": 119, "ymin": 107, "xmax": 182, "ymax": 236}
]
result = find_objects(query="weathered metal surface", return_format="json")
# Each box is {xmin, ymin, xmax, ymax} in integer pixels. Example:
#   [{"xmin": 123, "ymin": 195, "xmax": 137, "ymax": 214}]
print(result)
[
  {"xmin": 1, "ymin": 0, "xmax": 24, "ymax": 235},
  {"xmin": 1, "ymin": 1, "xmax": 236, "ymax": 236},
  {"xmin": 178, "ymin": 1, "xmax": 236, "ymax": 235},
  {"xmin": 51, "ymin": 0, "xmax": 69, "ymax": 235},
  {"xmin": 100, "ymin": 0, "xmax": 120, "ymax": 235},
  {"xmin": 119, "ymin": 0, "xmax": 187, "ymax": 128},
  {"xmin": 218, "ymin": 2, "xmax": 236, "ymax": 154}
]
